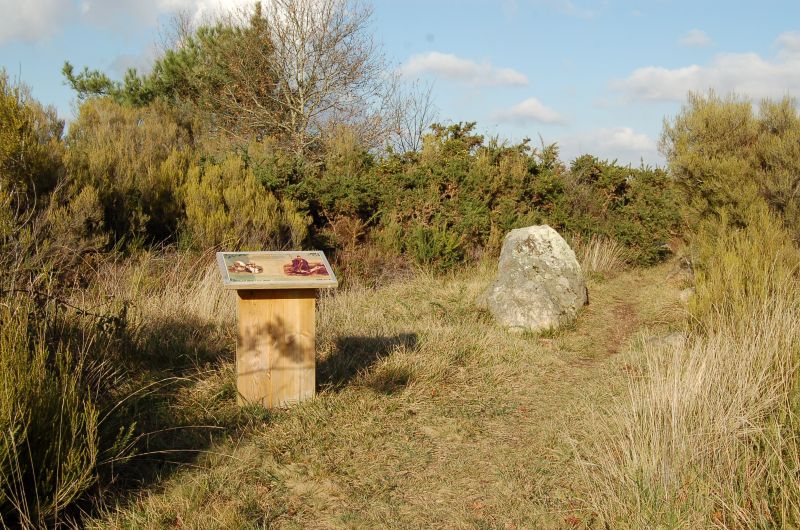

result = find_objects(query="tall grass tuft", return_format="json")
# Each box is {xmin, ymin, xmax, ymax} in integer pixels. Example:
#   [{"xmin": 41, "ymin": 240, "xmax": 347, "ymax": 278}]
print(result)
[
  {"xmin": 581, "ymin": 205, "xmax": 800, "ymax": 527},
  {"xmin": 570, "ymin": 233, "xmax": 630, "ymax": 276},
  {"xmin": 0, "ymin": 296, "xmax": 113, "ymax": 527}
]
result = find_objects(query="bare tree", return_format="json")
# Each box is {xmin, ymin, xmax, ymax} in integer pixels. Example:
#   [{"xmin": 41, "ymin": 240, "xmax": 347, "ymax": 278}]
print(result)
[
  {"xmin": 191, "ymin": 0, "xmax": 393, "ymax": 158},
  {"xmin": 157, "ymin": 9, "xmax": 196, "ymax": 54},
  {"xmin": 390, "ymin": 80, "xmax": 438, "ymax": 153}
]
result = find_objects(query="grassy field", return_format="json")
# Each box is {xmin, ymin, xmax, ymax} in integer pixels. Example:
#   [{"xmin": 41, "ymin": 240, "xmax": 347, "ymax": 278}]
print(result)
[{"xmin": 87, "ymin": 256, "xmax": 686, "ymax": 529}]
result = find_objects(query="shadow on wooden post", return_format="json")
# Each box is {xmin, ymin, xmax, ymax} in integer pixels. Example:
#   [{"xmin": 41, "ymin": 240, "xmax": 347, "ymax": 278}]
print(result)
[{"xmin": 236, "ymin": 289, "xmax": 316, "ymax": 408}]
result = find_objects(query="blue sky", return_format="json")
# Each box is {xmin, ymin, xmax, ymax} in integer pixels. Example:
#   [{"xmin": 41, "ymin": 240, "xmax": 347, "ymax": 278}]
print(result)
[{"xmin": 2, "ymin": 0, "xmax": 799, "ymax": 166}]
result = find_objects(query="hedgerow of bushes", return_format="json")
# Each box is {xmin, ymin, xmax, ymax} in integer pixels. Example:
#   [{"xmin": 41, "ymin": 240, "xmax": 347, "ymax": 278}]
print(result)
[{"xmin": 62, "ymin": 103, "xmax": 681, "ymax": 271}]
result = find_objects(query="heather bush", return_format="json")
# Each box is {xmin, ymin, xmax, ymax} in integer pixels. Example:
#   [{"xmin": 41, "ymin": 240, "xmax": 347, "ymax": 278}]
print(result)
[
  {"xmin": 0, "ymin": 297, "xmax": 109, "ymax": 527},
  {"xmin": 64, "ymin": 98, "xmax": 191, "ymax": 245},
  {"xmin": 0, "ymin": 199, "xmax": 132, "ymax": 528},
  {"xmin": 183, "ymin": 154, "xmax": 310, "ymax": 250}
]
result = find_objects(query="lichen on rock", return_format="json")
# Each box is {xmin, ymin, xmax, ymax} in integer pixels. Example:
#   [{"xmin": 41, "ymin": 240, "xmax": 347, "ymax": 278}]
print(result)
[{"xmin": 480, "ymin": 225, "xmax": 588, "ymax": 333}]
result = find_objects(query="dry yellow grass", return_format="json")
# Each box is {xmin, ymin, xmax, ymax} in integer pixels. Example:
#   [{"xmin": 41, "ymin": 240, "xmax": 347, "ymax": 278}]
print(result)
[
  {"xmin": 569, "ymin": 234, "xmax": 630, "ymax": 277},
  {"xmin": 580, "ymin": 296, "xmax": 800, "ymax": 528},
  {"xmin": 579, "ymin": 211, "xmax": 800, "ymax": 528},
  {"xmin": 83, "ymin": 255, "xmax": 684, "ymax": 529}
]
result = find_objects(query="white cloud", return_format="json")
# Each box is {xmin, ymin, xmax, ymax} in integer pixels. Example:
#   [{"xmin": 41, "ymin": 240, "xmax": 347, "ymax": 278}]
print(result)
[
  {"xmin": 492, "ymin": 97, "xmax": 564, "ymax": 124},
  {"xmin": 0, "ymin": 0, "xmax": 71, "ymax": 44},
  {"xmin": 777, "ymin": 31, "xmax": 800, "ymax": 58},
  {"xmin": 592, "ymin": 127, "xmax": 656, "ymax": 152},
  {"xmin": 614, "ymin": 33, "xmax": 800, "ymax": 102},
  {"xmin": 0, "ymin": 0, "xmax": 252, "ymax": 43},
  {"xmin": 80, "ymin": 0, "xmax": 252, "ymax": 28},
  {"xmin": 400, "ymin": 52, "xmax": 528, "ymax": 87},
  {"xmin": 679, "ymin": 28, "xmax": 712, "ymax": 47},
  {"xmin": 110, "ymin": 43, "xmax": 161, "ymax": 76},
  {"xmin": 560, "ymin": 127, "xmax": 659, "ymax": 166}
]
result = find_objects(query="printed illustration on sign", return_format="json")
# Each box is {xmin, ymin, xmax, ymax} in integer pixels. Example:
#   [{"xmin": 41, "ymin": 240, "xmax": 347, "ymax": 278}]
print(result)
[{"xmin": 217, "ymin": 251, "xmax": 337, "ymax": 288}]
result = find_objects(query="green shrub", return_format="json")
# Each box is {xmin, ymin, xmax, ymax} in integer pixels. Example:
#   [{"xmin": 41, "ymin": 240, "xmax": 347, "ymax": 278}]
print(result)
[
  {"xmin": 407, "ymin": 223, "xmax": 464, "ymax": 269},
  {"xmin": 689, "ymin": 202, "xmax": 800, "ymax": 326},
  {"xmin": 557, "ymin": 156, "xmax": 679, "ymax": 264},
  {"xmin": 182, "ymin": 154, "xmax": 310, "ymax": 250},
  {"xmin": 0, "ymin": 72, "xmax": 64, "ymax": 210},
  {"xmin": 662, "ymin": 91, "xmax": 800, "ymax": 237},
  {"xmin": 354, "ymin": 126, "xmax": 679, "ymax": 269},
  {"xmin": 64, "ymin": 98, "xmax": 191, "ymax": 245}
]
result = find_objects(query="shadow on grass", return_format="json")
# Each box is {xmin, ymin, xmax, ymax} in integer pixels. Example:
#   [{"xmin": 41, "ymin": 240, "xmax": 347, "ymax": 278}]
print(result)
[
  {"xmin": 97, "ymin": 326, "xmax": 419, "ymax": 516},
  {"xmin": 128, "ymin": 316, "xmax": 233, "ymax": 372},
  {"xmin": 94, "ymin": 314, "xmax": 266, "ymax": 509},
  {"xmin": 317, "ymin": 333, "xmax": 418, "ymax": 392}
]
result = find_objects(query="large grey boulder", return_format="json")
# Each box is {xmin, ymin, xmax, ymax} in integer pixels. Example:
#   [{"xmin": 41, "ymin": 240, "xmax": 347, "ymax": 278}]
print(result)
[{"xmin": 480, "ymin": 225, "xmax": 588, "ymax": 333}]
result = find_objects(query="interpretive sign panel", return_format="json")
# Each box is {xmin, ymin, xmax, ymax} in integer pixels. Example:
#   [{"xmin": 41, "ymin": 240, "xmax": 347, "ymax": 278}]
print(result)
[{"xmin": 216, "ymin": 251, "xmax": 337, "ymax": 289}]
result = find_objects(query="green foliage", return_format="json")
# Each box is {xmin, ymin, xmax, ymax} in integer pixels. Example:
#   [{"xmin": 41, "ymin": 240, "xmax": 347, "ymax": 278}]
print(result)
[
  {"xmin": 62, "ymin": 62, "xmax": 124, "ymax": 102},
  {"xmin": 0, "ymin": 298, "xmax": 100, "ymax": 526},
  {"xmin": 689, "ymin": 201, "xmax": 800, "ymax": 325},
  {"xmin": 64, "ymin": 98, "xmax": 191, "ymax": 245},
  {"xmin": 62, "ymin": 31, "xmax": 208, "ymax": 108},
  {"xmin": 63, "ymin": 7, "xmax": 281, "ymax": 143},
  {"xmin": 309, "ymin": 123, "xmax": 679, "ymax": 269},
  {"xmin": 59, "ymin": 15, "xmax": 682, "ymax": 271},
  {"xmin": 407, "ymin": 223, "xmax": 464, "ymax": 270},
  {"xmin": 0, "ymin": 71, "xmax": 63, "ymax": 206},
  {"xmin": 183, "ymin": 154, "xmax": 310, "ymax": 250},
  {"xmin": 297, "ymin": 128, "xmax": 378, "ymax": 222},
  {"xmin": 662, "ymin": 91, "xmax": 800, "ymax": 235},
  {"xmin": 0, "ymin": 288, "xmax": 139, "ymax": 528},
  {"xmin": 563, "ymin": 155, "xmax": 680, "ymax": 264}
]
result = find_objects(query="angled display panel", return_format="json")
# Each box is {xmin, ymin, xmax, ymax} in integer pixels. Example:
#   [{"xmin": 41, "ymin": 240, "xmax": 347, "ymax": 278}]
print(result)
[{"xmin": 216, "ymin": 251, "xmax": 338, "ymax": 289}]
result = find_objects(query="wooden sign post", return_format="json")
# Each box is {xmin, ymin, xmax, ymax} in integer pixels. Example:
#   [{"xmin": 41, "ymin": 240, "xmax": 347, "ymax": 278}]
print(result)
[{"xmin": 217, "ymin": 251, "xmax": 338, "ymax": 408}]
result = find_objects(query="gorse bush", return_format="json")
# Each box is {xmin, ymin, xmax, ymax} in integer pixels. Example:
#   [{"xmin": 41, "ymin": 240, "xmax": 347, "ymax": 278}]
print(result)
[
  {"xmin": 407, "ymin": 224, "xmax": 465, "ymax": 269},
  {"xmin": 54, "ymin": 99, "xmax": 681, "ymax": 270},
  {"xmin": 303, "ymin": 123, "xmax": 679, "ymax": 270},
  {"xmin": 563, "ymin": 154, "xmax": 679, "ymax": 264}
]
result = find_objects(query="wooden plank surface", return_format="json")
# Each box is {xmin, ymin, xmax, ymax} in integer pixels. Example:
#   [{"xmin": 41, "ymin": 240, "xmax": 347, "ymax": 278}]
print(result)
[{"xmin": 236, "ymin": 289, "xmax": 316, "ymax": 407}]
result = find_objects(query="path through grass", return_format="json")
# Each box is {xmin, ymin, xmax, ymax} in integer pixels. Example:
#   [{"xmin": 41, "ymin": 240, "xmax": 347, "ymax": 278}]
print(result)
[{"xmin": 96, "ymin": 263, "xmax": 684, "ymax": 529}]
